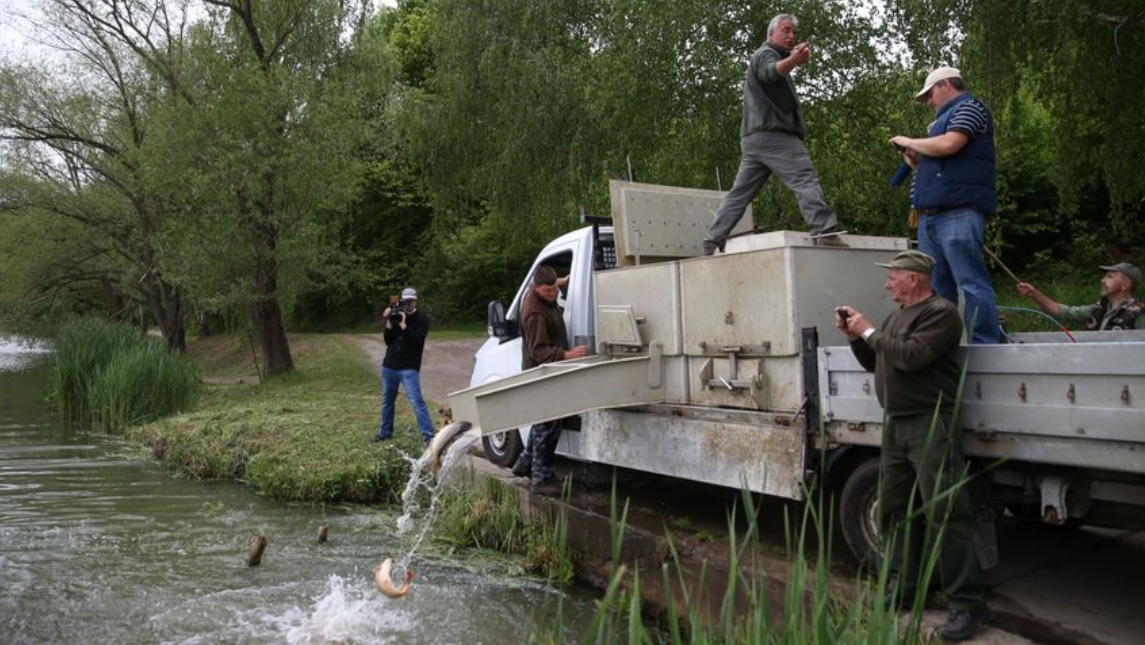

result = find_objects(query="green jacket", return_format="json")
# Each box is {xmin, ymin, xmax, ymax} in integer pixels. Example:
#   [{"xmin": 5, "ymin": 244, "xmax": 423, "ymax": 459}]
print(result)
[
  {"xmin": 849, "ymin": 295, "xmax": 964, "ymax": 416},
  {"xmin": 740, "ymin": 42, "xmax": 805, "ymax": 139}
]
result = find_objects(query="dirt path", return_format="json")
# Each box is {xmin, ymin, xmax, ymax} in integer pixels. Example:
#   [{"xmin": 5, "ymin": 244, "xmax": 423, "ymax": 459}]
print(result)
[{"xmin": 339, "ymin": 334, "xmax": 486, "ymax": 406}]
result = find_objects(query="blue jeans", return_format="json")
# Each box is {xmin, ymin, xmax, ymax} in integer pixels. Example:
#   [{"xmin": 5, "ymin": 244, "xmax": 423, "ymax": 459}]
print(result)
[
  {"xmin": 917, "ymin": 207, "xmax": 1001, "ymax": 344},
  {"xmin": 379, "ymin": 366, "xmax": 434, "ymax": 441}
]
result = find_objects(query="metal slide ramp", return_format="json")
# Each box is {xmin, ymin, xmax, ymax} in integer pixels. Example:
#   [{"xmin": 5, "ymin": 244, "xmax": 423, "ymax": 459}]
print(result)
[{"xmin": 449, "ymin": 344, "xmax": 666, "ymax": 436}]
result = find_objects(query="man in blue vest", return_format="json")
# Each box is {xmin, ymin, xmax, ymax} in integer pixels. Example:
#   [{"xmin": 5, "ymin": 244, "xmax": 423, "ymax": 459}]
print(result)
[{"xmin": 890, "ymin": 66, "xmax": 1002, "ymax": 344}]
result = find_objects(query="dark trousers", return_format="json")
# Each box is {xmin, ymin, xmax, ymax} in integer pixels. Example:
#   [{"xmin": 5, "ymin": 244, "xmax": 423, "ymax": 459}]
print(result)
[
  {"xmin": 879, "ymin": 409, "xmax": 985, "ymax": 611},
  {"xmin": 517, "ymin": 420, "xmax": 561, "ymax": 485}
]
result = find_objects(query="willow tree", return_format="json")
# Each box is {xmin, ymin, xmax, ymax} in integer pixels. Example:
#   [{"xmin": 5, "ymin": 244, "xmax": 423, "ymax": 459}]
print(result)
[
  {"xmin": 888, "ymin": 0, "xmax": 1145, "ymax": 256},
  {"xmin": 135, "ymin": 0, "xmax": 389, "ymax": 376},
  {"xmin": 0, "ymin": 0, "xmax": 192, "ymax": 349}
]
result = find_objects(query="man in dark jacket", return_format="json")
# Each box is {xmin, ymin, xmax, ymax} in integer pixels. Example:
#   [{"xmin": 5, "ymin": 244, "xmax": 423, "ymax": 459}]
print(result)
[
  {"xmin": 510, "ymin": 266, "xmax": 586, "ymax": 491},
  {"xmin": 836, "ymin": 250, "xmax": 991, "ymax": 642},
  {"xmin": 373, "ymin": 287, "xmax": 434, "ymax": 443},
  {"xmin": 702, "ymin": 12, "xmax": 845, "ymax": 255}
]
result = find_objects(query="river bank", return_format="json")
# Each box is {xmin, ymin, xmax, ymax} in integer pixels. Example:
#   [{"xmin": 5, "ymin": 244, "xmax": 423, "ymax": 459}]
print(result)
[{"xmin": 129, "ymin": 333, "xmax": 481, "ymax": 503}]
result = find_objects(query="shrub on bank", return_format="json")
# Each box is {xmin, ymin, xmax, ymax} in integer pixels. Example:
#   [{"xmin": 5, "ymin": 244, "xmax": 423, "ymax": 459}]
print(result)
[
  {"xmin": 50, "ymin": 316, "xmax": 200, "ymax": 430},
  {"xmin": 129, "ymin": 334, "xmax": 428, "ymax": 504}
]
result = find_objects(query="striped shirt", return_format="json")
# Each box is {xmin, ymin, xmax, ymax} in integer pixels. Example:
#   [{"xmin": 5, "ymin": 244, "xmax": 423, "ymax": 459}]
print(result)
[{"xmin": 946, "ymin": 97, "xmax": 991, "ymax": 137}]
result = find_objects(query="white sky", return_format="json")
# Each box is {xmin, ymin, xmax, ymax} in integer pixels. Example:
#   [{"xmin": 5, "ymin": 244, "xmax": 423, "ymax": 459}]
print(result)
[{"xmin": 0, "ymin": 0, "xmax": 397, "ymax": 60}]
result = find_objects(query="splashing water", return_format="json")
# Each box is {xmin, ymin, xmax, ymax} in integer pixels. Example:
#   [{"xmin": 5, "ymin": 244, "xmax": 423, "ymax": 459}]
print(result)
[{"xmin": 392, "ymin": 429, "xmax": 480, "ymax": 573}]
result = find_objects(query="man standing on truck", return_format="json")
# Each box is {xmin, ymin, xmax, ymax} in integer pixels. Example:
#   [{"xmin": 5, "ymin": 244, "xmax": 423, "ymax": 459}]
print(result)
[
  {"xmin": 510, "ymin": 267, "xmax": 587, "ymax": 492},
  {"xmin": 835, "ymin": 250, "xmax": 991, "ymax": 642},
  {"xmin": 701, "ymin": 13, "xmax": 845, "ymax": 255},
  {"xmin": 1016, "ymin": 262, "xmax": 1144, "ymax": 331},
  {"xmin": 372, "ymin": 287, "xmax": 435, "ymax": 444},
  {"xmin": 889, "ymin": 65, "xmax": 1002, "ymax": 345}
]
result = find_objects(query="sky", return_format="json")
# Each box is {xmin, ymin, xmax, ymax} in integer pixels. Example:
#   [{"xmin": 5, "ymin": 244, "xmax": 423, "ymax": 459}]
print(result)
[{"xmin": 0, "ymin": 0, "xmax": 398, "ymax": 60}]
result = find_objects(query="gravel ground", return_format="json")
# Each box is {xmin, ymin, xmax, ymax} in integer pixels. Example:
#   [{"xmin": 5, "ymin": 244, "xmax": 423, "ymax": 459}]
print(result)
[{"xmin": 340, "ymin": 334, "xmax": 486, "ymax": 406}]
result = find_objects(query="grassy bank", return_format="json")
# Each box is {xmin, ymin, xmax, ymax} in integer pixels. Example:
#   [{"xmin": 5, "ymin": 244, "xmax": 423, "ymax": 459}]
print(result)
[{"xmin": 129, "ymin": 334, "xmax": 428, "ymax": 503}]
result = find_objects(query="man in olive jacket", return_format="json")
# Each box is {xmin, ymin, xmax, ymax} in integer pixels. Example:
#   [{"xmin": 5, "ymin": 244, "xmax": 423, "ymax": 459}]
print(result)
[
  {"xmin": 702, "ymin": 12, "xmax": 844, "ymax": 254},
  {"xmin": 835, "ymin": 250, "xmax": 990, "ymax": 642},
  {"xmin": 510, "ymin": 266, "xmax": 586, "ymax": 491}
]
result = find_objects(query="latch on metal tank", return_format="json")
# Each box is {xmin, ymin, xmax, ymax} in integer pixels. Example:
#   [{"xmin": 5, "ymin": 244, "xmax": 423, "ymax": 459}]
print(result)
[{"xmin": 697, "ymin": 347, "xmax": 769, "ymax": 408}]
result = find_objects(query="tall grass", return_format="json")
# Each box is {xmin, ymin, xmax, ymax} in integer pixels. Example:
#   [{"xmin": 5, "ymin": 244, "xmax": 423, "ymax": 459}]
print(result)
[
  {"xmin": 433, "ymin": 475, "xmax": 575, "ymax": 584},
  {"xmin": 90, "ymin": 340, "xmax": 201, "ymax": 432},
  {"xmin": 51, "ymin": 317, "xmax": 141, "ymax": 424},
  {"xmin": 50, "ymin": 316, "xmax": 200, "ymax": 432}
]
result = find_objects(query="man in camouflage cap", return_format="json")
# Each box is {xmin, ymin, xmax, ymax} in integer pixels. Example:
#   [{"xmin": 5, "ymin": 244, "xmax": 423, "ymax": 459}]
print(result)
[
  {"xmin": 835, "ymin": 249, "xmax": 991, "ymax": 641},
  {"xmin": 1017, "ymin": 262, "xmax": 1144, "ymax": 331}
]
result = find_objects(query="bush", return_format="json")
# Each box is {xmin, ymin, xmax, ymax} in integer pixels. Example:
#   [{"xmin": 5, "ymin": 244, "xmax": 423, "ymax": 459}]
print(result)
[
  {"xmin": 50, "ymin": 316, "xmax": 141, "ymax": 424},
  {"xmin": 50, "ymin": 316, "xmax": 200, "ymax": 432},
  {"xmin": 91, "ymin": 340, "xmax": 201, "ymax": 433}
]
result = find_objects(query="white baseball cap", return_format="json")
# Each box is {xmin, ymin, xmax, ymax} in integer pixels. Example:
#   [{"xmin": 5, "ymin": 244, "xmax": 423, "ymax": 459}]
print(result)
[
  {"xmin": 400, "ymin": 287, "xmax": 418, "ymax": 300},
  {"xmin": 915, "ymin": 65, "xmax": 961, "ymax": 100}
]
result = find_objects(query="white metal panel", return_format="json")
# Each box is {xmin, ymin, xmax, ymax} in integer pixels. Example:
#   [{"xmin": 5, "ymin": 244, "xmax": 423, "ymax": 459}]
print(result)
[
  {"xmin": 609, "ymin": 180, "xmax": 751, "ymax": 263},
  {"xmin": 581, "ymin": 408, "xmax": 807, "ymax": 500}
]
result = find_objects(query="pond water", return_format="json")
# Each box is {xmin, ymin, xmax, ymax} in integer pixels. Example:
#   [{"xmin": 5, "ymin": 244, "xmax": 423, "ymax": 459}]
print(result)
[{"xmin": 0, "ymin": 336, "xmax": 595, "ymax": 644}]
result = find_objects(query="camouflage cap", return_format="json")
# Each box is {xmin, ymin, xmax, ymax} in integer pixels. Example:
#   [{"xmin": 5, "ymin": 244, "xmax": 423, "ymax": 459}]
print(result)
[
  {"xmin": 1099, "ymin": 263, "xmax": 1142, "ymax": 289},
  {"xmin": 875, "ymin": 250, "xmax": 935, "ymax": 274}
]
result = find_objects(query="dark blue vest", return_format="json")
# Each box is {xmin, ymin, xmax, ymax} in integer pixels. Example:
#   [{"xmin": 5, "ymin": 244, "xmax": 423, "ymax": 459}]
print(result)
[{"xmin": 913, "ymin": 93, "xmax": 997, "ymax": 216}]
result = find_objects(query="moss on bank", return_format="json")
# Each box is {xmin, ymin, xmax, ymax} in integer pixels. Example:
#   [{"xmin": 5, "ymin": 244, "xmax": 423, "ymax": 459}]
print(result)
[{"xmin": 129, "ymin": 334, "xmax": 428, "ymax": 503}]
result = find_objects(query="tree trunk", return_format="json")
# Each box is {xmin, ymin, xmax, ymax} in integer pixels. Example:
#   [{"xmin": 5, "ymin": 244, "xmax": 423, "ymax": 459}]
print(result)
[
  {"xmin": 144, "ymin": 272, "xmax": 187, "ymax": 353},
  {"xmin": 249, "ymin": 257, "xmax": 293, "ymax": 377}
]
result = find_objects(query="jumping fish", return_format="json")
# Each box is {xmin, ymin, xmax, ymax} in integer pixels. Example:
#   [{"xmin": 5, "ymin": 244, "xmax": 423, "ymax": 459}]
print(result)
[
  {"xmin": 427, "ymin": 420, "xmax": 472, "ymax": 475},
  {"xmin": 373, "ymin": 558, "xmax": 413, "ymax": 598},
  {"xmin": 247, "ymin": 534, "xmax": 268, "ymax": 567}
]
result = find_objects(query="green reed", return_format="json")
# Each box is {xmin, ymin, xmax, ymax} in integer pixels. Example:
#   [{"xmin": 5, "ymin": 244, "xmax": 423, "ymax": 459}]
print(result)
[{"xmin": 50, "ymin": 316, "xmax": 200, "ymax": 432}]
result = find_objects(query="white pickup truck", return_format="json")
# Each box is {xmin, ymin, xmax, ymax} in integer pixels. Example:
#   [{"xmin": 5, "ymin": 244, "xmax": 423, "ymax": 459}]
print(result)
[{"xmin": 451, "ymin": 181, "xmax": 1145, "ymax": 562}]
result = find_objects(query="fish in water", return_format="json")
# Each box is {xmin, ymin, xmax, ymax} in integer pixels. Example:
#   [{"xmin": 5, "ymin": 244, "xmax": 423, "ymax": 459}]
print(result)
[
  {"xmin": 373, "ymin": 558, "xmax": 414, "ymax": 598},
  {"xmin": 248, "ymin": 534, "xmax": 268, "ymax": 567},
  {"xmin": 427, "ymin": 420, "xmax": 472, "ymax": 475},
  {"xmin": 317, "ymin": 522, "xmax": 329, "ymax": 544}
]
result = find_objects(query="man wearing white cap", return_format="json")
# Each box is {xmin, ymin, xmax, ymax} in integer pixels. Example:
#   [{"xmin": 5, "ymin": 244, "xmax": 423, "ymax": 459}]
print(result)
[
  {"xmin": 373, "ymin": 287, "xmax": 435, "ymax": 443},
  {"xmin": 889, "ymin": 66, "xmax": 1002, "ymax": 345}
]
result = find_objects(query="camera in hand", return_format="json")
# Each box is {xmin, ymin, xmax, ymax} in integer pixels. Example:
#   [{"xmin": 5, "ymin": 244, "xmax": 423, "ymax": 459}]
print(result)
[{"xmin": 387, "ymin": 296, "xmax": 404, "ymax": 324}]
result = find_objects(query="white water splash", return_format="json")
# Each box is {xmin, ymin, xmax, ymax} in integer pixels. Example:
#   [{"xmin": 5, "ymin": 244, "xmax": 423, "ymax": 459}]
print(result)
[
  {"xmin": 283, "ymin": 575, "xmax": 414, "ymax": 644},
  {"xmin": 0, "ymin": 335, "xmax": 51, "ymax": 372},
  {"xmin": 392, "ymin": 431, "xmax": 480, "ymax": 572}
]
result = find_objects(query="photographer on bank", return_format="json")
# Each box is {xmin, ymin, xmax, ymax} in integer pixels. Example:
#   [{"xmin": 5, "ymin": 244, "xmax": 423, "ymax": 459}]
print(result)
[{"xmin": 372, "ymin": 287, "xmax": 435, "ymax": 444}]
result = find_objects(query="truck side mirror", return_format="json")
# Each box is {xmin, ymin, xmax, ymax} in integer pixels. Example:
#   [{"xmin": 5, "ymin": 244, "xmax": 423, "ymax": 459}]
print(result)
[{"xmin": 487, "ymin": 301, "xmax": 508, "ymax": 339}]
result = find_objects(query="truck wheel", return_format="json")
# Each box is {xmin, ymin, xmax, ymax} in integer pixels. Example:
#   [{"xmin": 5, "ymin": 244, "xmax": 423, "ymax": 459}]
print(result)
[
  {"xmin": 840, "ymin": 457, "xmax": 883, "ymax": 566},
  {"xmin": 481, "ymin": 429, "xmax": 523, "ymax": 467}
]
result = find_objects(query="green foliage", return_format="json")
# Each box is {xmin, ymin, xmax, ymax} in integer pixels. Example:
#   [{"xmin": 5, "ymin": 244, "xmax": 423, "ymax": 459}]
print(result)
[
  {"xmin": 90, "ymin": 340, "xmax": 201, "ymax": 433},
  {"xmin": 50, "ymin": 316, "xmax": 199, "ymax": 431},
  {"xmin": 128, "ymin": 334, "xmax": 423, "ymax": 503},
  {"xmin": 50, "ymin": 317, "xmax": 142, "ymax": 424},
  {"xmin": 433, "ymin": 476, "xmax": 575, "ymax": 583}
]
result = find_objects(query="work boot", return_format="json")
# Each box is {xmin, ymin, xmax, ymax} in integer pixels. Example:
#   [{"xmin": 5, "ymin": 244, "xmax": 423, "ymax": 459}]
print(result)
[
  {"xmin": 938, "ymin": 606, "xmax": 992, "ymax": 642},
  {"xmin": 813, "ymin": 227, "xmax": 849, "ymax": 247},
  {"xmin": 511, "ymin": 453, "xmax": 532, "ymax": 478},
  {"xmin": 700, "ymin": 239, "xmax": 722, "ymax": 256}
]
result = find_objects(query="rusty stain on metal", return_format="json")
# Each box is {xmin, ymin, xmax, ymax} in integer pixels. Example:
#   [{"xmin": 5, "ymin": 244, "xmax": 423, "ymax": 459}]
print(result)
[
  {"xmin": 1019, "ymin": 382, "xmax": 1027, "ymax": 402},
  {"xmin": 1122, "ymin": 385, "xmax": 1131, "ymax": 405},
  {"xmin": 1067, "ymin": 383, "xmax": 1076, "ymax": 403}
]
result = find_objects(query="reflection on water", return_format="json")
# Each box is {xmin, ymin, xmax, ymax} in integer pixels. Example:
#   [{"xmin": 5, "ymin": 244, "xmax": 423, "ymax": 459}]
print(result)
[
  {"xmin": 0, "ymin": 340, "xmax": 593, "ymax": 644},
  {"xmin": 0, "ymin": 335, "xmax": 50, "ymax": 373}
]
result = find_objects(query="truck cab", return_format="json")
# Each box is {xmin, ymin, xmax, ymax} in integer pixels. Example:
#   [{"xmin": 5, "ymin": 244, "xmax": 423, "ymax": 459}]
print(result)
[{"xmin": 471, "ymin": 224, "xmax": 615, "ymax": 465}]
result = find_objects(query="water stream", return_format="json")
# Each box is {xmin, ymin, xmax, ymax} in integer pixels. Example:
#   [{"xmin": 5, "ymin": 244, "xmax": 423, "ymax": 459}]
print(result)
[{"xmin": 0, "ymin": 336, "xmax": 594, "ymax": 644}]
